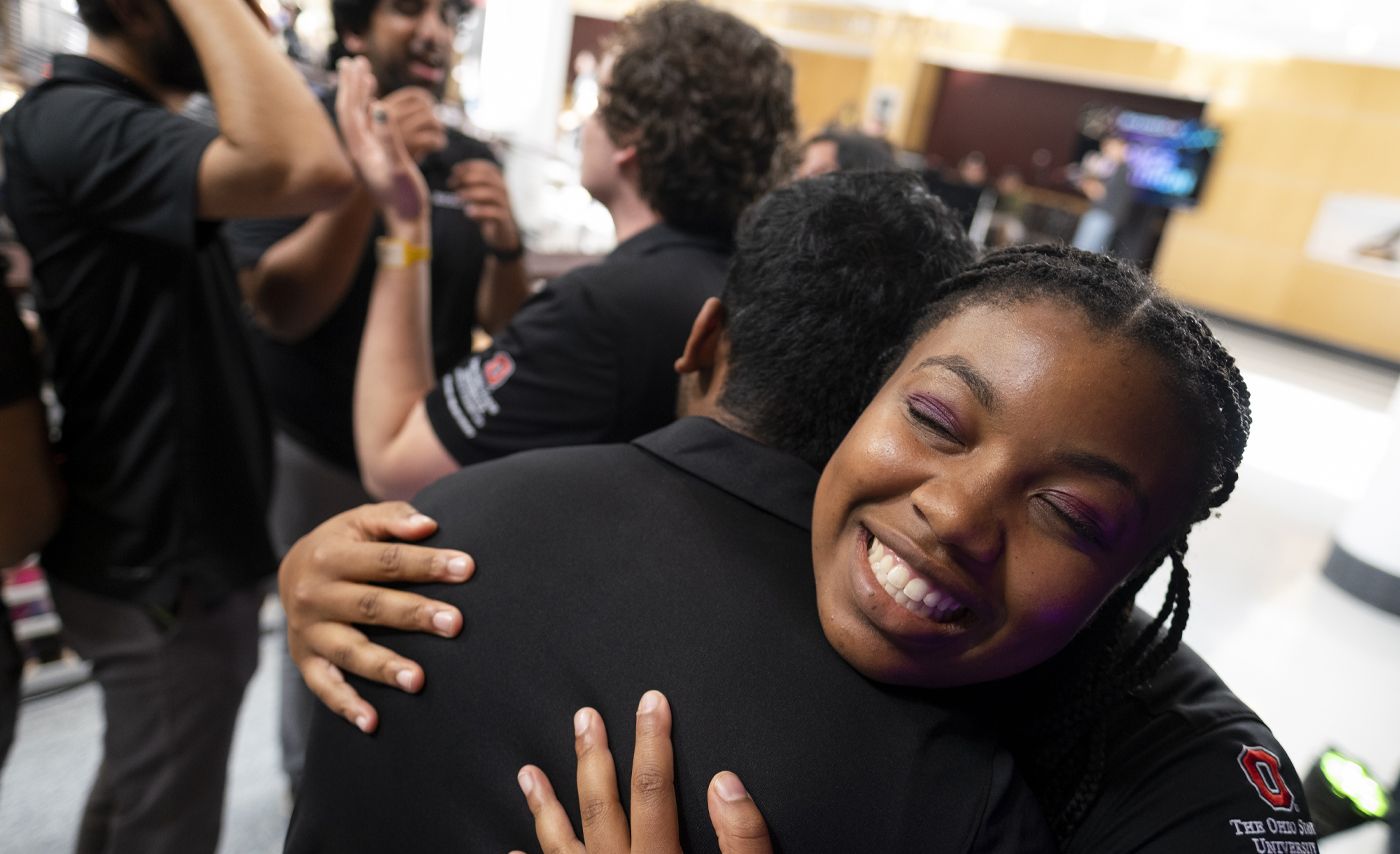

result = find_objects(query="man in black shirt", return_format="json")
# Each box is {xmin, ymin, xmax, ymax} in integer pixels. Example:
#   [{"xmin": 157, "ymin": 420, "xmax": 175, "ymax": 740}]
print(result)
[
  {"xmin": 0, "ymin": 0, "xmax": 353, "ymax": 850},
  {"xmin": 224, "ymin": 0, "xmax": 527, "ymax": 796},
  {"xmin": 286, "ymin": 171, "xmax": 1052, "ymax": 852},
  {"xmin": 350, "ymin": 0, "xmax": 797, "ymax": 499}
]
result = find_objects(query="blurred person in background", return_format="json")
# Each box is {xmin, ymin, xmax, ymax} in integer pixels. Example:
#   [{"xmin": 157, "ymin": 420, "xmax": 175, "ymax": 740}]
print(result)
[
  {"xmin": 795, "ymin": 129, "xmax": 896, "ymax": 179},
  {"xmin": 1072, "ymin": 134, "xmax": 1132, "ymax": 253},
  {"xmin": 223, "ymin": 0, "xmax": 527, "ymax": 799},
  {"xmin": 345, "ymin": 0, "xmax": 795, "ymax": 502},
  {"xmin": 0, "ymin": 0, "xmax": 353, "ymax": 849}
]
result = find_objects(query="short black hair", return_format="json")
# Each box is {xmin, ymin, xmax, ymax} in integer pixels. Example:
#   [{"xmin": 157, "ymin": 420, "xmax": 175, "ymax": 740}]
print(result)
[
  {"xmin": 907, "ymin": 244, "xmax": 1251, "ymax": 843},
  {"xmin": 719, "ymin": 171, "xmax": 977, "ymax": 469},
  {"xmin": 808, "ymin": 131, "xmax": 896, "ymax": 173},
  {"xmin": 75, "ymin": 0, "xmax": 122, "ymax": 35},
  {"xmin": 600, "ymin": 1, "xmax": 796, "ymax": 239}
]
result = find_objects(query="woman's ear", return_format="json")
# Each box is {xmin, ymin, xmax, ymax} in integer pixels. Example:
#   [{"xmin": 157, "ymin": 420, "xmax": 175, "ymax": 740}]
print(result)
[{"xmin": 675, "ymin": 298, "xmax": 727, "ymax": 376}]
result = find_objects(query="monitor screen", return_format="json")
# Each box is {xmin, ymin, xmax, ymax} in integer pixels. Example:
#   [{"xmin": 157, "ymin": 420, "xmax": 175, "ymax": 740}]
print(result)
[{"xmin": 1077, "ymin": 107, "xmax": 1222, "ymax": 208}]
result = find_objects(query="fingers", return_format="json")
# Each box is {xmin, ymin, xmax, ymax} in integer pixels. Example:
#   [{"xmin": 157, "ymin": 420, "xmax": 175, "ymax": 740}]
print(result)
[
  {"xmin": 517, "ymin": 765, "xmax": 586, "ymax": 854},
  {"xmin": 337, "ymin": 500, "xmax": 438, "ymax": 542},
  {"xmin": 573, "ymin": 707, "xmax": 629, "ymax": 851},
  {"xmin": 707, "ymin": 773, "xmax": 773, "ymax": 854},
  {"xmin": 629, "ymin": 691, "xmax": 682, "ymax": 854},
  {"xmin": 296, "ymin": 579, "xmax": 462, "ymax": 636},
  {"xmin": 297, "ymin": 620, "xmax": 425, "ymax": 693},
  {"xmin": 294, "ymin": 652, "xmax": 379, "ymax": 734}
]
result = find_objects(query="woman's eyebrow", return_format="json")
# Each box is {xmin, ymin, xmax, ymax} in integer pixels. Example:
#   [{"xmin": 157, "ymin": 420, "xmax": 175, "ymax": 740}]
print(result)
[
  {"xmin": 914, "ymin": 356, "xmax": 1000, "ymax": 412},
  {"xmin": 1055, "ymin": 450, "xmax": 1150, "ymax": 518}
]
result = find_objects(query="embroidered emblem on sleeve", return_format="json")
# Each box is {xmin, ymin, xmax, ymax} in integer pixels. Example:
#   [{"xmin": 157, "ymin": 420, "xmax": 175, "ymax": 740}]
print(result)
[
  {"xmin": 442, "ymin": 354, "xmax": 510, "ymax": 439},
  {"xmin": 1238, "ymin": 746, "xmax": 1296, "ymax": 812},
  {"xmin": 1225, "ymin": 745, "xmax": 1319, "ymax": 852}
]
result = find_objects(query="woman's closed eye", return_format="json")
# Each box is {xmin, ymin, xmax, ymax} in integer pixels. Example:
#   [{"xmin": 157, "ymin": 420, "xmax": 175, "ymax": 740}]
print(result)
[{"xmin": 905, "ymin": 393, "xmax": 964, "ymax": 445}]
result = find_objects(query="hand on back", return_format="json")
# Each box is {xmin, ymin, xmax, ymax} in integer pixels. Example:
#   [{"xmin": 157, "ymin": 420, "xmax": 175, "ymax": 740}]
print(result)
[{"xmin": 278, "ymin": 500, "xmax": 471, "ymax": 732}]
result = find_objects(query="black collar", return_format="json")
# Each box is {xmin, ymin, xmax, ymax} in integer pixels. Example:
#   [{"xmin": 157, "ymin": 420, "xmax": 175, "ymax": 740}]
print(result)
[
  {"xmin": 48, "ymin": 55, "xmax": 160, "ymax": 104},
  {"xmin": 609, "ymin": 223, "xmax": 732, "ymax": 260},
  {"xmin": 633, "ymin": 417, "xmax": 817, "ymax": 531}
]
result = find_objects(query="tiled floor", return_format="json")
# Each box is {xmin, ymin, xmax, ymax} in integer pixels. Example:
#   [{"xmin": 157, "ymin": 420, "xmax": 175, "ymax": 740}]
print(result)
[{"xmin": 1, "ymin": 317, "xmax": 1397, "ymax": 853}]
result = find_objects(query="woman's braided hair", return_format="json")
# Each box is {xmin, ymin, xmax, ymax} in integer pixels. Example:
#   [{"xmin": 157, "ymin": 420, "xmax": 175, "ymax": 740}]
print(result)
[{"xmin": 907, "ymin": 244, "xmax": 1252, "ymax": 845}]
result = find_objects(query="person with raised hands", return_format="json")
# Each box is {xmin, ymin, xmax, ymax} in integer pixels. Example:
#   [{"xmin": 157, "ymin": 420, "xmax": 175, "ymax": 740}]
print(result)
[{"xmin": 0, "ymin": 0, "xmax": 353, "ymax": 849}]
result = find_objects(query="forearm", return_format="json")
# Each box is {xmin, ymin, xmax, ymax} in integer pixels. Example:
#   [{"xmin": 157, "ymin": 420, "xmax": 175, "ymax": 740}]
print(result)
[
  {"xmin": 245, "ymin": 185, "xmax": 377, "ymax": 341},
  {"xmin": 475, "ymin": 257, "xmax": 530, "ymax": 334},
  {"xmin": 354, "ymin": 218, "xmax": 436, "ymax": 486},
  {"xmin": 171, "ymin": 0, "xmax": 350, "ymax": 205},
  {"xmin": 0, "ymin": 399, "xmax": 62, "ymax": 566}
]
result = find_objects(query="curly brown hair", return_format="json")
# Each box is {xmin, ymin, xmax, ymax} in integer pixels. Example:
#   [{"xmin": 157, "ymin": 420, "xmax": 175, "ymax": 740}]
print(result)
[{"xmin": 599, "ymin": 1, "xmax": 796, "ymax": 238}]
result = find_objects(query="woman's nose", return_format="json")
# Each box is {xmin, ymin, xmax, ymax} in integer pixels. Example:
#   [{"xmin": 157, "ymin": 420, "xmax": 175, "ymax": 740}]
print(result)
[{"xmin": 909, "ymin": 473, "xmax": 1005, "ymax": 568}]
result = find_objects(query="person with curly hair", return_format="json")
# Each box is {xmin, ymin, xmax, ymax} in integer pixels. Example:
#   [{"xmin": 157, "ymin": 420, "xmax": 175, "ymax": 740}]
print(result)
[{"xmin": 350, "ymin": 0, "xmax": 796, "ymax": 501}]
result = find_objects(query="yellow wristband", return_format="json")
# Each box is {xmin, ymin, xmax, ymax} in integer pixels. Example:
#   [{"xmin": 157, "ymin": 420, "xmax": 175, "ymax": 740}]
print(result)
[{"xmin": 376, "ymin": 237, "xmax": 433, "ymax": 269}]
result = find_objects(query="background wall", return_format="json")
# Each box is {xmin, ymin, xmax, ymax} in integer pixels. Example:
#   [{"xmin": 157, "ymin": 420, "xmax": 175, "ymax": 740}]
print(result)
[{"xmin": 572, "ymin": 0, "xmax": 1400, "ymax": 361}]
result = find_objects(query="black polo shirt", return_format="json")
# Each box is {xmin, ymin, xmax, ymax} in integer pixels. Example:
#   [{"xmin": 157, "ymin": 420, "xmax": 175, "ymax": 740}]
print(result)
[
  {"xmin": 1068, "ymin": 623, "xmax": 1317, "ymax": 852},
  {"xmin": 288, "ymin": 417, "xmax": 1053, "ymax": 853},
  {"xmin": 0, "ymin": 55, "xmax": 274, "ymax": 607},
  {"xmin": 0, "ymin": 290, "xmax": 36, "ymax": 408},
  {"xmin": 225, "ymin": 93, "xmax": 495, "ymax": 473},
  {"xmin": 422, "ymin": 224, "xmax": 730, "ymax": 465}
]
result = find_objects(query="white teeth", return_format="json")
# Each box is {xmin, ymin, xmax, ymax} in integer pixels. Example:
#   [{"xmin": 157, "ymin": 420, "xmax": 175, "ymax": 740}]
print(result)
[
  {"xmin": 904, "ymin": 577, "xmax": 930, "ymax": 602},
  {"xmin": 866, "ymin": 533, "xmax": 968, "ymax": 623}
]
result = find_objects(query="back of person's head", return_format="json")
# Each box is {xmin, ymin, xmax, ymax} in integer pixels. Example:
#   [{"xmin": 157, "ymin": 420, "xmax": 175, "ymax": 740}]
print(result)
[
  {"xmin": 75, "ymin": 0, "xmax": 123, "ymax": 35},
  {"xmin": 809, "ymin": 131, "xmax": 896, "ymax": 173},
  {"xmin": 910, "ymin": 243, "xmax": 1251, "ymax": 842},
  {"xmin": 719, "ymin": 171, "xmax": 976, "ymax": 469},
  {"xmin": 600, "ymin": 0, "xmax": 796, "ymax": 238}
]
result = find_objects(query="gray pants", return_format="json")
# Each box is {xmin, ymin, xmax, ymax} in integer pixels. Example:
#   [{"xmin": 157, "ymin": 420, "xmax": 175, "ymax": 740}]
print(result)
[
  {"xmin": 267, "ymin": 430, "xmax": 373, "ymax": 797},
  {"xmin": 50, "ymin": 580, "xmax": 261, "ymax": 854}
]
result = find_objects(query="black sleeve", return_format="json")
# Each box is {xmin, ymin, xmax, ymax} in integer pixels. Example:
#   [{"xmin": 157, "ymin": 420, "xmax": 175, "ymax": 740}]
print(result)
[
  {"xmin": 0, "ymin": 290, "xmax": 37, "ymax": 407},
  {"xmin": 19, "ymin": 86, "xmax": 218, "ymax": 248},
  {"xmin": 222, "ymin": 215, "xmax": 310, "ymax": 270},
  {"xmin": 1067, "ymin": 720, "xmax": 1318, "ymax": 853},
  {"xmin": 422, "ymin": 272, "xmax": 619, "ymax": 466}
]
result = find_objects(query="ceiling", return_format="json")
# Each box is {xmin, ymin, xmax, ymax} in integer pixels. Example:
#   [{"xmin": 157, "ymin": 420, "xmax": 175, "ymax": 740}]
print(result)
[{"xmin": 828, "ymin": 0, "xmax": 1400, "ymax": 68}]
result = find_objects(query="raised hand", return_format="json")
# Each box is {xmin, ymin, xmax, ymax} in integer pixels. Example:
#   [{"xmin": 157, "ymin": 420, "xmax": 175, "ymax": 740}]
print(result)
[{"xmin": 335, "ymin": 56, "xmax": 428, "ymax": 225}]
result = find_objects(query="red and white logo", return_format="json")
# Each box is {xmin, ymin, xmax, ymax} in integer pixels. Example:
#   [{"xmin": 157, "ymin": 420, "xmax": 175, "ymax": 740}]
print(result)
[
  {"xmin": 481, "ymin": 352, "xmax": 516, "ymax": 390},
  {"xmin": 1237, "ymin": 745, "xmax": 1296, "ymax": 812}
]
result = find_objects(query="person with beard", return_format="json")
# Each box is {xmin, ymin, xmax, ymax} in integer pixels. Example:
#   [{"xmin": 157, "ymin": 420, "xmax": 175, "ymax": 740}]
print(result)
[
  {"xmin": 349, "ymin": 0, "xmax": 795, "ymax": 502},
  {"xmin": 0, "ymin": 1, "xmax": 353, "ymax": 851},
  {"xmin": 223, "ymin": 0, "xmax": 528, "ymax": 798}
]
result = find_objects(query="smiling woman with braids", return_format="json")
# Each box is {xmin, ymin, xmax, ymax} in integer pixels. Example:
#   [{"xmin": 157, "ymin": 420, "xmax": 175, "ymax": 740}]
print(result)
[{"xmin": 282, "ymin": 240, "xmax": 1308, "ymax": 853}]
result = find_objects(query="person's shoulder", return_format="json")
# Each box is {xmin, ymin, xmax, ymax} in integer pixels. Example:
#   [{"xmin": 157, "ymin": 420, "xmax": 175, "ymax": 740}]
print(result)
[
  {"xmin": 414, "ymin": 441, "xmax": 653, "ymax": 508},
  {"xmin": 1067, "ymin": 643, "xmax": 1316, "ymax": 853}
]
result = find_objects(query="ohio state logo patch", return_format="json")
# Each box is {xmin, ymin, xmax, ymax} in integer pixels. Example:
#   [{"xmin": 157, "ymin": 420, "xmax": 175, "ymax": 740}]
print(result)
[
  {"xmin": 481, "ymin": 352, "xmax": 516, "ymax": 390},
  {"xmin": 1237, "ymin": 745, "xmax": 1296, "ymax": 812}
]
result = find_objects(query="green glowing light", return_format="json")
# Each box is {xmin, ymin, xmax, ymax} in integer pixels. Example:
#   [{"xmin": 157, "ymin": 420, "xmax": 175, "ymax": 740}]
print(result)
[{"xmin": 1320, "ymin": 750, "xmax": 1391, "ymax": 819}]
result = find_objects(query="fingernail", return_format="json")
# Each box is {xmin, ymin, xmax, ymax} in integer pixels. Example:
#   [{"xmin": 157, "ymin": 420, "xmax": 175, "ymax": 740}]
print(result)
[
  {"xmin": 354, "ymin": 714, "xmax": 371, "ymax": 733},
  {"xmin": 446, "ymin": 555, "xmax": 470, "ymax": 579},
  {"xmin": 431, "ymin": 610, "xmax": 456, "ymax": 634},
  {"xmin": 395, "ymin": 668, "xmax": 415, "ymax": 691},
  {"xmin": 408, "ymin": 513, "xmax": 434, "ymax": 527},
  {"xmin": 517, "ymin": 767, "xmax": 535, "ymax": 797},
  {"xmin": 714, "ymin": 772, "xmax": 748, "ymax": 803},
  {"xmin": 638, "ymin": 690, "xmax": 661, "ymax": 715},
  {"xmin": 573, "ymin": 708, "xmax": 590, "ymax": 738}
]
